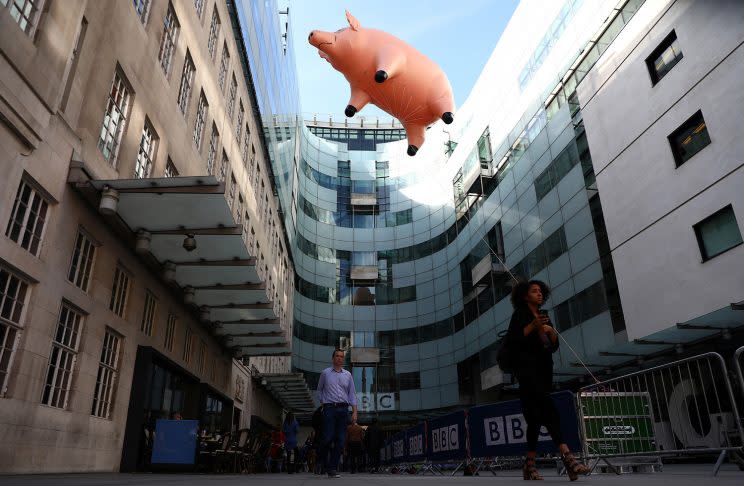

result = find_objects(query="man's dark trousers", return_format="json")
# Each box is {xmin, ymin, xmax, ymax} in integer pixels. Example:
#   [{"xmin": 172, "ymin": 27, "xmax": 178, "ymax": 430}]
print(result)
[{"xmin": 321, "ymin": 405, "xmax": 349, "ymax": 473}]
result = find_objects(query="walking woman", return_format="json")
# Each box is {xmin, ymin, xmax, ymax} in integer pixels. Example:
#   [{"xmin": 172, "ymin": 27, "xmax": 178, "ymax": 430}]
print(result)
[
  {"xmin": 507, "ymin": 280, "xmax": 589, "ymax": 481},
  {"xmin": 282, "ymin": 412, "xmax": 300, "ymax": 473}
]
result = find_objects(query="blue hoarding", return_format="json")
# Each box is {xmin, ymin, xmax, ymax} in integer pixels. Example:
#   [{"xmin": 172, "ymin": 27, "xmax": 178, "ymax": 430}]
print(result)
[
  {"xmin": 468, "ymin": 390, "xmax": 581, "ymax": 458},
  {"xmin": 151, "ymin": 419, "xmax": 199, "ymax": 465},
  {"xmin": 426, "ymin": 410, "xmax": 467, "ymax": 462},
  {"xmin": 405, "ymin": 422, "xmax": 427, "ymax": 462},
  {"xmin": 391, "ymin": 431, "xmax": 407, "ymax": 463}
]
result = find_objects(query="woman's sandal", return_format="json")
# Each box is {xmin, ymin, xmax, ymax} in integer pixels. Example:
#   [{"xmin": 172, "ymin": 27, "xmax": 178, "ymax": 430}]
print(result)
[
  {"xmin": 523, "ymin": 456, "xmax": 543, "ymax": 480},
  {"xmin": 561, "ymin": 452, "xmax": 590, "ymax": 481}
]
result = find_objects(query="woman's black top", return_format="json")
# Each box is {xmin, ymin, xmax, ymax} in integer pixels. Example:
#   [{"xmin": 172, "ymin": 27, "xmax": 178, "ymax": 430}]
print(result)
[{"xmin": 507, "ymin": 306, "xmax": 559, "ymax": 393}]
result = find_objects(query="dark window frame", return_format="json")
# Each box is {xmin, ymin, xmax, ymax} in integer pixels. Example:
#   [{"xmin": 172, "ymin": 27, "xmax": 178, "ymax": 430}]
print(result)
[
  {"xmin": 693, "ymin": 204, "xmax": 743, "ymax": 262},
  {"xmin": 645, "ymin": 30, "xmax": 683, "ymax": 85},
  {"xmin": 667, "ymin": 110, "xmax": 711, "ymax": 167}
]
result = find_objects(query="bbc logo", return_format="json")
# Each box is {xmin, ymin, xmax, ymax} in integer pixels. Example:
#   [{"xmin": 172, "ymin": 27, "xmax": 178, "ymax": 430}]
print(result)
[
  {"xmin": 408, "ymin": 434, "xmax": 424, "ymax": 456},
  {"xmin": 393, "ymin": 438, "xmax": 405, "ymax": 458},
  {"xmin": 431, "ymin": 424, "xmax": 459, "ymax": 453},
  {"xmin": 484, "ymin": 414, "xmax": 550, "ymax": 446}
]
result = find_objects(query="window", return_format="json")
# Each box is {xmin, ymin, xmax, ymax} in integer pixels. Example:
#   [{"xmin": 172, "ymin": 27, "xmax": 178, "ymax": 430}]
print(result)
[
  {"xmin": 193, "ymin": 91, "xmax": 208, "ymax": 149},
  {"xmin": 694, "ymin": 205, "xmax": 742, "ymax": 261},
  {"xmin": 42, "ymin": 302, "xmax": 83, "ymax": 408},
  {"xmin": 164, "ymin": 158, "xmax": 179, "ymax": 178},
  {"xmin": 241, "ymin": 129, "xmax": 250, "ymax": 166},
  {"xmin": 646, "ymin": 30, "xmax": 683, "ymax": 85},
  {"xmin": 183, "ymin": 328, "xmax": 193, "ymax": 363},
  {"xmin": 227, "ymin": 75, "xmax": 237, "ymax": 118},
  {"xmin": 140, "ymin": 290, "xmax": 157, "ymax": 336},
  {"xmin": 132, "ymin": 0, "xmax": 149, "ymax": 24},
  {"xmin": 98, "ymin": 69, "xmax": 132, "ymax": 165},
  {"xmin": 158, "ymin": 3, "xmax": 179, "ymax": 76},
  {"xmin": 227, "ymin": 173, "xmax": 236, "ymax": 207},
  {"xmin": 91, "ymin": 328, "xmax": 122, "ymax": 419},
  {"xmin": 397, "ymin": 371, "xmax": 420, "ymax": 390},
  {"xmin": 194, "ymin": 0, "xmax": 205, "ymax": 19},
  {"xmin": 219, "ymin": 151, "xmax": 228, "ymax": 183},
  {"xmin": 197, "ymin": 339, "xmax": 206, "ymax": 373},
  {"xmin": 6, "ymin": 179, "xmax": 50, "ymax": 256},
  {"xmin": 207, "ymin": 7, "xmax": 220, "ymax": 60},
  {"xmin": 209, "ymin": 355, "xmax": 217, "ymax": 382},
  {"xmin": 164, "ymin": 314, "xmax": 176, "ymax": 351},
  {"xmin": 218, "ymin": 43, "xmax": 230, "ymax": 91},
  {"xmin": 0, "ymin": 266, "xmax": 29, "ymax": 394},
  {"xmin": 6, "ymin": 0, "xmax": 43, "ymax": 35},
  {"xmin": 668, "ymin": 110, "xmax": 711, "ymax": 167},
  {"xmin": 236, "ymin": 102, "xmax": 244, "ymax": 141},
  {"xmin": 206, "ymin": 124, "xmax": 219, "ymax": 175},
  {"xmin": 177, "ymin": 51, "xmax": 195, "ymax": 115},
  {"xmin": 67, "ymin": 229, "xmax": 96, "ymax": 291},
  {"xmin": 134, "ymin": 119, "xmax": 158, "ymax": 178},
  {"xmin": 236, "ymin": 195, "xmax": 244, "ymax": 224},
  {"xmin": 554, "ymin": 281, "xmax": 609, "ymax": 332},
  {"xmin": 109, "ymin": 266, "xmax": 131, "ymax": 318}
]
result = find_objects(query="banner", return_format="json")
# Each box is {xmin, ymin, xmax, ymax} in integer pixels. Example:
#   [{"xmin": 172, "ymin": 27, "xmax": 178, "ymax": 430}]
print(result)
[
  {"xmin": 405, "ymin": 422, "xmax": 427, "ymax": 462},
  {"xmin": 391, "ymin": 430, "xmax": 407, "ymax": 464},
  {"xmin": 151, "ymin": 419, "xmax": 199, "ymax": 464},
  {"xmin": 468, "ymin": 390, "xmax": 582, "ymax": 458},
  {"xmin": 426, "ymin": 410, "xmax": 467, "ymax": 462},
  {"xmin": 384, "ymin": 439, "xmax": 393, "ymax": 465}
]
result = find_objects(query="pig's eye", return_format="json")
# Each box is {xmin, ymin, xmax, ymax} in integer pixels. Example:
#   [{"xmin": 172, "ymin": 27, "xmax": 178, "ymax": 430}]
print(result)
[{"xmin": 335, "ymin": 28, "xmax": 345, "ymax": 33}]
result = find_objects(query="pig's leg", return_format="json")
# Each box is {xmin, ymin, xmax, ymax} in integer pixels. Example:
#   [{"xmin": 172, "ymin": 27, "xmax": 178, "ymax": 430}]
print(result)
[
  {"xmin": 345, "ymin": 87, "xmax": 371, "ymax": 117},
  {"xmin": 374, "ymin": 47, "xmax": 406, "ymax": 83},
  {"xmin": 403, "ymin": 123, "xmax": 426, "ymax": 156},
  {"xmin": 429, "ymin": 95, "xmax": 455, "ymax": 124}
]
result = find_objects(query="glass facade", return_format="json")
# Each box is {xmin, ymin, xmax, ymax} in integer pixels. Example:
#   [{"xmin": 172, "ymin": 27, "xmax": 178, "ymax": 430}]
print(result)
[{"xmin": 229, "ymin": 0, "xmax": 646, "ymax": 422}]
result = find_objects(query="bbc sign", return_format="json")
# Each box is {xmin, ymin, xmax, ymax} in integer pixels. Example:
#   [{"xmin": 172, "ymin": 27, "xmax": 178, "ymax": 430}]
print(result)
[
  {"xmin": 357, "ymin": 392, "xmax": 396, "ymax": 412},
  {"xmin": 431, "ymin": 424, "xmax": 459, "ymax": 453},
  {"xmin": 408, "ymin": 433, "xmax": 424, "ymax": 456},
  {"xmin": 483, "ymin": 413, "xmax": 551, "ymax": 445},
  {"xmin": 393, "ymin": 438, "xmax": 405, "ymax": 459}
]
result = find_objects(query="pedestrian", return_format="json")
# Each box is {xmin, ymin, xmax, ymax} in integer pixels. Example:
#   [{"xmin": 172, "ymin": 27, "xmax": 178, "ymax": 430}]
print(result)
[
  {"xmin": 266, "ymin": 427, "xmax": 285, "ymax": 473},
  {"xmin": 311, "ymin": 406, "xmax": 324, "ymax": 474},
  {"xmin": 283, "ymin": 412, "xmax": 300, "ymax": 473},
  {"xmin": 364, "ymin": 418, "xmax": 381, "ymax": 473},
  {"xmin": 345, "ymin": 420, "xmax": 364, "ymax": 473},
  {"xmin": 316, "ymin": 348, "xmax": 358, "ymax": 478},
  {"xmin": 507, "ymin": 280, "xmax": 589, "ymax": 481}
]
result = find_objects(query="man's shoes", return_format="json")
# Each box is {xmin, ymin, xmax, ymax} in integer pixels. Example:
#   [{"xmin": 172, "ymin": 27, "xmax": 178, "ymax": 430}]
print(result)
[{"xmin": 327, "ymin": 471, "xmax": 340, "ymax": 478}]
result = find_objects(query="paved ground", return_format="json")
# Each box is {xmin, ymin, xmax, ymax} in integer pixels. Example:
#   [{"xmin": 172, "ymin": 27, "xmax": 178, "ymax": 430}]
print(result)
[{"xmin": 1, "ymin": 464, "xmax": 743, "ymax": 486}]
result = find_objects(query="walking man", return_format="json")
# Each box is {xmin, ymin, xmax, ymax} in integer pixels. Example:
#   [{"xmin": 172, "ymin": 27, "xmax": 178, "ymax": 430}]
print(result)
[{"xmin": 317, "ymin": 349, "xmax": 358, "ymax": 478}]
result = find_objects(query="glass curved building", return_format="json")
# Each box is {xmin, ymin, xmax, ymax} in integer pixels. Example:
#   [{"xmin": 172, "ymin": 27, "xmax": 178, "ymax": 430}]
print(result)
[
  {"xmin": 235, "ymin": 0, "xmax": 744, "ymax": 424},
  {"xmin": 274, "ymin": 0, "xmax": 637, "ymax": 422}
]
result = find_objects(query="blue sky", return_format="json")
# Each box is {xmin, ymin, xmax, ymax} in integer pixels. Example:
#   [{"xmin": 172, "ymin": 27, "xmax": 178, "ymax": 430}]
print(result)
[{"xmin": 290, "ymin": 0, "xmax": 520, "ymax": 119}]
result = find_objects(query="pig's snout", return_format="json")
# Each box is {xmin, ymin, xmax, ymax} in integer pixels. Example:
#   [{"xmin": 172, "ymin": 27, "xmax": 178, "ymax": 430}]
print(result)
[{"xmin": 308, "ymin": 30, "xmax": 333, "ymax": 48}]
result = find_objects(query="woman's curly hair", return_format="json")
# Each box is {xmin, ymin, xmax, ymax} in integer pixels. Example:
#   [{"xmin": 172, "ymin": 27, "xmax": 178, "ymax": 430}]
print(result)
[{"xmin": 510, "ymin": 279, "xmax": 551, "ymax": 309}]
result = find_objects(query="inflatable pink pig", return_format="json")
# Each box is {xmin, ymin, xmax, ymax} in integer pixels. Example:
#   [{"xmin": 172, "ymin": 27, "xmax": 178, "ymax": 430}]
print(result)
[{"xmin": 309, "ymin": 11, "xmax": 455, "ymax": 156}]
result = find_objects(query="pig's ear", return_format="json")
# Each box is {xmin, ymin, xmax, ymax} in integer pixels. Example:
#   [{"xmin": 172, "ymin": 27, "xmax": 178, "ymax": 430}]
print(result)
[{"xmin": 345, "ymin": 10, "xmax": 360, "ymax": 31}]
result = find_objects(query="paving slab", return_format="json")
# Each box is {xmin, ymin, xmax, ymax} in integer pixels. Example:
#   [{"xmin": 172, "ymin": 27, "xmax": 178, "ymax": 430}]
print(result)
[{"xmin": 1, "ymin": 464, "xmax": 742, "ymax": 486}]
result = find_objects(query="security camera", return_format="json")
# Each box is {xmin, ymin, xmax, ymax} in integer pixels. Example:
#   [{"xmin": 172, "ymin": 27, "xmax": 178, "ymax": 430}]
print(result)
[{"xmin": 183, "ymin": 234, "xmax": 197, "ymax": 252}]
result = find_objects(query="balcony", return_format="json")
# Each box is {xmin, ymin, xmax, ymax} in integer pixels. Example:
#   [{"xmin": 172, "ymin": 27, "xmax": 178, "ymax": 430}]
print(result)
[
  {"xmin": 351, "ymin": 192, "xmax": 377, "ymax": 207},
  {"xmin": 471, "ymin": 253, "xmax": 508, "ymax": 285},
  {"xmin": 350, "ymin": 347, "xmax": 380, "ymax": 364}
]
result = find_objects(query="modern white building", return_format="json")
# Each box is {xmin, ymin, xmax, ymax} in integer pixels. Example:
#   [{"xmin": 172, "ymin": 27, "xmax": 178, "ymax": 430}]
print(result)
[{"xmin": 578, "ymin": 0, "xmax": 744, "ymax": 342}]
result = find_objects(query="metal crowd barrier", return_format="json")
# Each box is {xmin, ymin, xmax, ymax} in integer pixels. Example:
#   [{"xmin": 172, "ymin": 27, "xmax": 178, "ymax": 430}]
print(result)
[
  {"xmin": 578, "ymin": 352, "xmax": 744, "ymax": 475},
  {"xmin": 735, "ymin": 346, "xmax": 744, "ymax": 399}
]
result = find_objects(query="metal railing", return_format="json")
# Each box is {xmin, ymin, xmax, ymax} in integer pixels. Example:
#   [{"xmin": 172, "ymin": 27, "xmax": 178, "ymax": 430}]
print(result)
[
  {"xmin": 577, "ymin": 352, "xmax": 743, "ymax": 475},
  {"xmin": 735, "ymin": 346, "xmax": 744, "ymax": 399}
]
